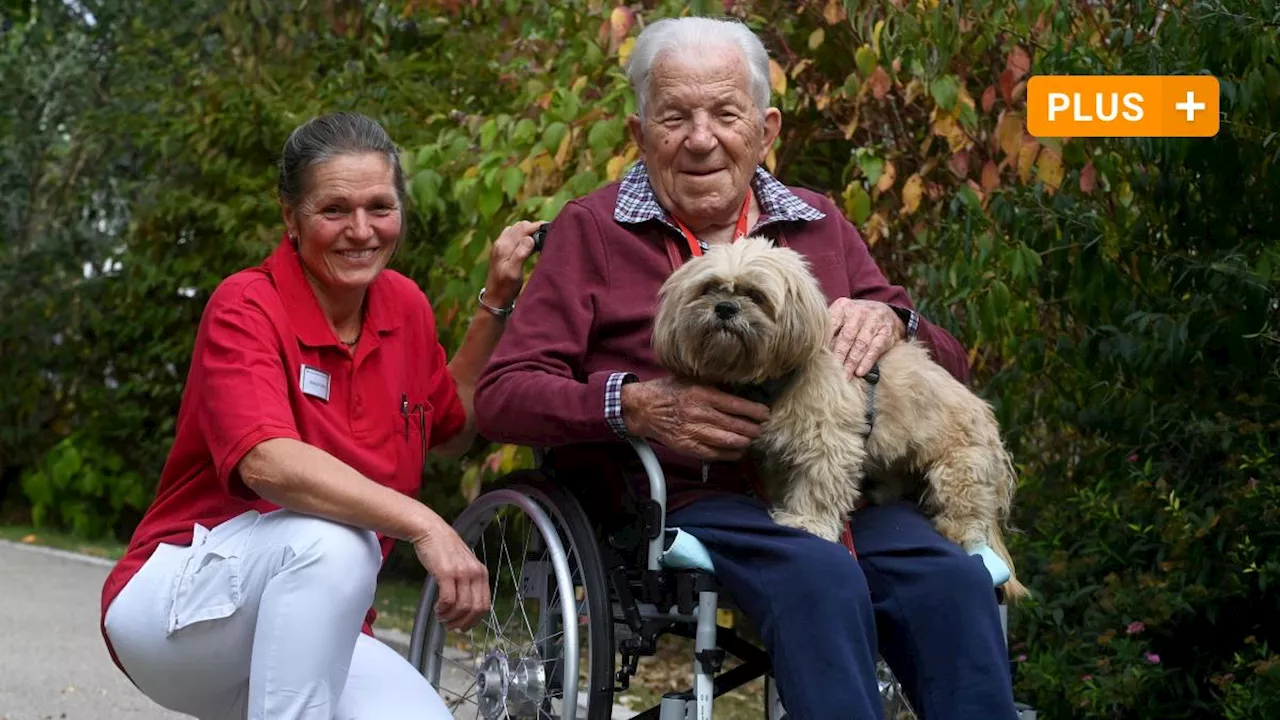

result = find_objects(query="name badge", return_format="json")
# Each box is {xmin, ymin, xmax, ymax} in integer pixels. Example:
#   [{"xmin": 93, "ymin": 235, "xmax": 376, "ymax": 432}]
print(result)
[{"xmin": 299, "ymin": 364, "xmax": 331, "ymax": 401}]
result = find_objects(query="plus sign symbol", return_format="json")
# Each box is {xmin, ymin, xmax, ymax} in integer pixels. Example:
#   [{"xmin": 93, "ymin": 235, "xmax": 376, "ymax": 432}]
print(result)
[{"xmin": 1175, "ymin": 90, "xmax": 1207, "ymax": 122}]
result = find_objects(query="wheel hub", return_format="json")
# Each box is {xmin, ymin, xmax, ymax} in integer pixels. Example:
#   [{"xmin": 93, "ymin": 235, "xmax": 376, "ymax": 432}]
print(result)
[{"xmin": 476, "ymin": 651, "xmax": 547, "ymax": 720}]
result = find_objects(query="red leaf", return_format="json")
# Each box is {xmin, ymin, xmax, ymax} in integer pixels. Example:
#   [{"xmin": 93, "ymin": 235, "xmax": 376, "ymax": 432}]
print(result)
[
  {"xmin": 981, "ymin": 160, "xmax": 1001, "ymax": 192},
  {"xmin": 1080, "ymin": 161, "xmax": 1097, "ymax": 194},
  {"xmin": 869, "ymin": 66, "xmax": 892, "ymax": 100},
  {"xmin": 998, "ymin": 69, "xmax": 1015, "ymax": 107},
  {"xmin": 1007, "ymin": 46, "xmax": 1031, "ymax": 82},
  {"xmin": 948, "ymin": 150, "xmax": 970, "ymax": 178},
  {"xmin": 982, "ymin": 85, "xmax": 997, "ymax": 113}
]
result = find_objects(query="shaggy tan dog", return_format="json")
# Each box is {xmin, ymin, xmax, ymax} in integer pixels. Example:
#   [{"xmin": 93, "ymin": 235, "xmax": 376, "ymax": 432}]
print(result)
[{"xmin": 652, "ymin": 236, "xmax": 1027, "ymax": 599}]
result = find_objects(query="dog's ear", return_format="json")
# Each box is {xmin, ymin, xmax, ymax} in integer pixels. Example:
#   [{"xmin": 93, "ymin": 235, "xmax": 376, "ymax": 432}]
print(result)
[{"xmin": 767, "ymin": 251, "xmax": 830, "ymax": 368}]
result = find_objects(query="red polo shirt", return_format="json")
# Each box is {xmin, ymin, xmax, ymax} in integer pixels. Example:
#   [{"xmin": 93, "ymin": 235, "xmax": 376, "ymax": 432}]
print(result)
[{"xmin": 100, "ymin": 236, "xmax": 466, "ymax": 658}]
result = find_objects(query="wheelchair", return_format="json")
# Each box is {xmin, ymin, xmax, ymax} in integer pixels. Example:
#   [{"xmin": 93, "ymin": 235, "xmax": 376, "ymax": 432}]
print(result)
[{"xmin": 407, "ymin": 436, "xmax": 1038, "ymax": 719}]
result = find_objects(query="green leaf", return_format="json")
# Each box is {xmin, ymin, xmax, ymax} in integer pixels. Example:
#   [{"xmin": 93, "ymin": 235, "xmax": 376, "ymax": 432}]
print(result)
[
  {"xmin": 479, "ymin": 119, "xmax": 499, "ymax": 151},
  {"xmin": 587, "ymin": 118, "xmax": 622, "ymax": 155},
  {"xmin": 855, "ymin": 46, "xmax": 878, "ymax": 78},
  {"xmin": 858, "ymin": 155, "xmax": 884, "ymax": 187},
  {"xmin": 930, "ymin": 75, "xmax": 960, "ymax": 111},
  {"xmin": 542, "ymin": 122, "xmax": 569, "ymax": 153},
  {"xmin": 501, "ymin": 166, "xmax": 525, "ymax": 201},
  {"xmin": 478, "ymin": 184, "xmax": 503, "ymax": 218},
  {"xmin": 957, "ymin": 184, "xmax": 982, "ymax": 212},
  {"xmin": 843, "ymin": 183, "xmax": 872, "ymax": 225},
  {"xmin": 511, "ymin": 118, "xmax": 538, "ymax": 146}
]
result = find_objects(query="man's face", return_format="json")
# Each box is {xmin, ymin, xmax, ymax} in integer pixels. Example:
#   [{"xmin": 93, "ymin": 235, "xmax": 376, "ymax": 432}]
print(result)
[{"xmin": 629, "ymin": 47, "xmax": 782, "ymax": 232}]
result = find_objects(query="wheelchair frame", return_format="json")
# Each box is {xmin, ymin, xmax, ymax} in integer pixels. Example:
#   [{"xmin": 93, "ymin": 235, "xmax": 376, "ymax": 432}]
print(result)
[{"xmin": 408, "ymin": 435, "xmax": 1036, "ymax": 720}]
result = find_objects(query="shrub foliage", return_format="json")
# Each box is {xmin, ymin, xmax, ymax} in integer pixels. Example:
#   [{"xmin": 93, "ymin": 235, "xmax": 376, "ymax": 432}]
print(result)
[{"xmin": 2, "ymin": 0, "xmax": 1277, "ymax": 716}]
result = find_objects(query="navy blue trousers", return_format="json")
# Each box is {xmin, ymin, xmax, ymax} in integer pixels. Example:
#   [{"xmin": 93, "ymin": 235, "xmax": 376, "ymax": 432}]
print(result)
[{"xmin": 667, "ymin": 493, "xmax": 1017, "ymax": 720}]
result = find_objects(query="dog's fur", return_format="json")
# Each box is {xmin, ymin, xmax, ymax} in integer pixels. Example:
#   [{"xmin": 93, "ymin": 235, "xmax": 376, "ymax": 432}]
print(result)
[{"xmin": 653, "ymin": 236, "xmax": 1027, "ymax": 600}]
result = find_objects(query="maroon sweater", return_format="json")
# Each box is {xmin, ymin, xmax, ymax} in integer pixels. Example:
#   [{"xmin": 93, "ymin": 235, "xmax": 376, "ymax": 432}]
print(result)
[{"xmin": 473, "ymin": 180, "xmax": 970, "ymax": 512}]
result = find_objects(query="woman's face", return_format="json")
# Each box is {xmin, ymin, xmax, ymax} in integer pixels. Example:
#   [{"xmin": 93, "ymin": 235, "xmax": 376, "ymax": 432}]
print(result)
[{"xmin": 284, "ymin": 152, "xmax": 402, "ymax": 296}]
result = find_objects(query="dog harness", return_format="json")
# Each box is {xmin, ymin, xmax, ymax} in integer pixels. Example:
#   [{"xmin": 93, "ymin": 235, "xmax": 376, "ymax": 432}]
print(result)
[{"xmin": 862, "ymin": 362, "xmax": 880, "ymax": 440}]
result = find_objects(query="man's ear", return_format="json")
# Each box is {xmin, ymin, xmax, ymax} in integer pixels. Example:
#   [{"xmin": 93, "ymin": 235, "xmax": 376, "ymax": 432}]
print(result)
[
  {"xmin": 759, "ymin": 107, "xmax": 782, "ymax": 164},
  {"xmin": 627, "ymin": 114, "xmax": 645, "ymax": 156}
]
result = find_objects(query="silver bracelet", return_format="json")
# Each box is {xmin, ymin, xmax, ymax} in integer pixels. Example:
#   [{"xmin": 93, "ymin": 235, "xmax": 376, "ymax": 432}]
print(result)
[{"xmin": 477, "ymin": 287, "xmax": 515, "ymax": 318}]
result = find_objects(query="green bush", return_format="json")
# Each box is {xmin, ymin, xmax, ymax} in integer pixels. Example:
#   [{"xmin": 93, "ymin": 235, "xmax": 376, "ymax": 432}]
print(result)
[{"xmin": 1, "ymin": 0, "xmax": 1276, "ymax": 716}]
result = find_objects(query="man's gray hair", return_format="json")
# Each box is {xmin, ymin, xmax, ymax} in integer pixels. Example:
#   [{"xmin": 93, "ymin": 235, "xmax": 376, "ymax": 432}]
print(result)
[{"xmin": 625, "ymin": 17, "xmax": 772, "ymax": 119}]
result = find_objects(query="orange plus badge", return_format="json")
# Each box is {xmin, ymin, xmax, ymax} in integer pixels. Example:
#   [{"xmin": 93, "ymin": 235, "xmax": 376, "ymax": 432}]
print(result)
[{"xmin": 1027, "ymin": 75, "xmax": 1219, "ymax": 138}]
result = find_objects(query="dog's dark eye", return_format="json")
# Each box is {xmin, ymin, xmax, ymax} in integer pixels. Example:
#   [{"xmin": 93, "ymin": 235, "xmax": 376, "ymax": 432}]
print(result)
[
  {"xmin": 744, "ymin": 288, "xmax": 766, "ymax": 305},
  {"xmin": 700, "ymin": 282, "xmax": 719, "ymax": 297}
]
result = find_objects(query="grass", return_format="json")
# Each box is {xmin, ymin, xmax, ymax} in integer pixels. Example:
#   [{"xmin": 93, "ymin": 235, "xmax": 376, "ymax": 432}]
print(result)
[
  {"xmin": 3, "ymin": 525, "xmax": 766, "ymax": 718},
  {"xmin": 0, "ymin": 524, "xmax": 125, "ymax": 560}
]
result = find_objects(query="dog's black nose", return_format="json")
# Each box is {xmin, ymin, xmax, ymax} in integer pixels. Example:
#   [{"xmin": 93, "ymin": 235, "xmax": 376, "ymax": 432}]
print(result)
[{"xmin": 714, "ymin": 301, "xmax": 739, "ymax": 320}]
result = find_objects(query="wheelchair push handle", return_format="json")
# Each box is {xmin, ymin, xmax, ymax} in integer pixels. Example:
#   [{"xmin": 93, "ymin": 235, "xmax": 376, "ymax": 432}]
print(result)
[
  {"xmin": 531, "ymin": 222, "xmax": 549, "ymax": 253},
  {"xmin": 625, "ymin": 436, "xmax": 669, "ymax": 572}
]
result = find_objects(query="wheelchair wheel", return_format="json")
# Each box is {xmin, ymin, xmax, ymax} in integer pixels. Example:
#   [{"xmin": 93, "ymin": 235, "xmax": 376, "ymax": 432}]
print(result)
[{"xmin": 409, "ymin": 473, "xmax": 615, "ymax": 719}]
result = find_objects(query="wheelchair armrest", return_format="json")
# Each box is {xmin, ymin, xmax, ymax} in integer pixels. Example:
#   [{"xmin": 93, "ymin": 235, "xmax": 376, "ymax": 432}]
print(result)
[{"xmin": 625, "ymin": 436, "xmax": 669, "ymax": 572}]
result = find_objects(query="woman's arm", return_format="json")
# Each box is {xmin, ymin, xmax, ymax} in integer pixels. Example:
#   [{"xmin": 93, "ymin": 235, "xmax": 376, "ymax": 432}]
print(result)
[
  {"xmin": 238, "ymin": 437, "xmax": 487, "ymax": 630},
  {"xmin": 433, "ymin": 221, "xmax": 541, "ymax": 457}
]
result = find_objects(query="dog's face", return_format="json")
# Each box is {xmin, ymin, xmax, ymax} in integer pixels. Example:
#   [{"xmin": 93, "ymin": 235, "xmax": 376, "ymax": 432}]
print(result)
[{"xmin": 653, "ymin": 236, "xmax": 830, "ymax": 385}]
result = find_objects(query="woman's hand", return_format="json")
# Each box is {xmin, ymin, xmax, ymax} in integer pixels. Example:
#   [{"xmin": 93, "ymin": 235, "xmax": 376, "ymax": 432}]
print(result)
[
  {"xmin": 412, "ymin": 520, "xmax": 491, "ymax": 632},
  {"xmin": 482, "ymin": 220, "xmax": 543, "ymax": 308}
]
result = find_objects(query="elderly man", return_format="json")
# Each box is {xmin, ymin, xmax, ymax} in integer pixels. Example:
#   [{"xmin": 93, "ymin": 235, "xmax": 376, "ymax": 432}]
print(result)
[{"xmin": 474, "ymin": 15, "xmax": 1018, "ymax": 720}]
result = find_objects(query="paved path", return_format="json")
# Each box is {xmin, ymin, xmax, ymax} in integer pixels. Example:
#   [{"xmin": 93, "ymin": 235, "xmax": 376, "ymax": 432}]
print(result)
[
  {"xmin": 0, "ymin": 540, "xmax": 185, "ymax": 720},
  {"xmin": 0, "ymin": 540, "xmax": 634, "ymax": 720}
]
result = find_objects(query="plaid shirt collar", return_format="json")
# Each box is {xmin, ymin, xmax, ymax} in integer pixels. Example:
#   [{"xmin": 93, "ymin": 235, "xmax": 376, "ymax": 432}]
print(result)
[{"xmin": 613, "ymin": 161, "xmax": 824, "ymax": 234}]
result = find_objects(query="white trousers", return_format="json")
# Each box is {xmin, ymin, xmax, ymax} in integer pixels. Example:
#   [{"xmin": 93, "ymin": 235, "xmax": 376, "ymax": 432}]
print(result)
[{"xmin": 103, "ymin": 509, "xmax": 452, "ymax": 720}]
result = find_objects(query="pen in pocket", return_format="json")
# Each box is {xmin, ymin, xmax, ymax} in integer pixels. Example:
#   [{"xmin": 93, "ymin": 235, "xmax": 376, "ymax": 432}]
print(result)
[{"xmin": 400, "ymin": 392, "xmax": 409, "ymax": 440}]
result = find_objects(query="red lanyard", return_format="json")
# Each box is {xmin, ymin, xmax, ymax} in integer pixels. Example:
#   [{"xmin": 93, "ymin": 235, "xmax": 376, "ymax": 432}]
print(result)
[{"xmin": 671, "ymin": 194, "xmax": 752, "ymax": 258}]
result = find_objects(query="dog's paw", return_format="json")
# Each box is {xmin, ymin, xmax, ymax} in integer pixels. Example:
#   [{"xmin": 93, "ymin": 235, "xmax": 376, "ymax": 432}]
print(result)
[{"xmin": 770, "ymin": 510, "xmax": 842, "ymax": 542}]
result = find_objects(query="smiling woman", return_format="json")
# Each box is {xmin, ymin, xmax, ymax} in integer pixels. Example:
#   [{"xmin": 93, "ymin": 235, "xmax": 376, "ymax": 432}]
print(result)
[{"xmin": 97, "ymin": 111, "xmax": 542, "ymax": 720}]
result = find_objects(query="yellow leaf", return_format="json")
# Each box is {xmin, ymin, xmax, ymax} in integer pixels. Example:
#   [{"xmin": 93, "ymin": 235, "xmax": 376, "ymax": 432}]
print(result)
[
  {"xmin": 863, "ymin": 211, "xmax": 889, "ymax": 246},
  {"xmin": 790, "ymin": 58, "xmax": 813, "ymax": 79},
  {"xmin": 21, "ymin": 534, "xmax": 37, "ymax": 544},
  {"xmin": 876, "ymin": 160, "xmax": 897, "ymax": 193},
  {"xmin": 499, "ymin": 443, "xmax": 520, "ymax": 472},
  {"xmin": 618, "ymin": 36, "xmax": 636, "ymax": 67},
  {"xmin": 609, "ymin": 5, "xmax": 634, "ymax": 49},
  {"xmin": 809, "ymin": 28, "xmax": 825, "ymax": 50},
  {"xmin": 1017, "ymin": 138, "xmax": 1040, "ymax": 184},
  {"xmin": 995, "ymin": 111, "xmax": 1024, "ymax": 160},
  {"xmin": 902, "ymin": 79, "xmax": 926, "ymax": 106},
  {"xmin": 931, "ymin": 112, "xmax": 970, "ymax": 153},
  {"xmin": 1036, "ymin": 147, "xmax": 1064, "ymax": 193},
  {"xmin": 823, "ymin": 0, "xmax": 846, "ymax": 24},
  {"xmin": 571, "ymin": 75, "xmax": 588, "ymax": 94},
  {"xmin": 872, "ymin": 19, "xmax": 885, "ymax": 57},
  {"xmin": 901, "ymin": 173, "xmax": 924, "ymax": 214},
  {"xmin": 555, "ymin": 129, "xmax": 574, "ymax": 168},
  {"xmin": 606, "ymin": 154, "xmax": 630, "ymax": 181},
  {"xmin": 717, "ymin": 608, "xmax": 735, "ymax": 628},
  {"xmin": 769, "ymin": 58, "xmax": 787, "ymax": 96}
]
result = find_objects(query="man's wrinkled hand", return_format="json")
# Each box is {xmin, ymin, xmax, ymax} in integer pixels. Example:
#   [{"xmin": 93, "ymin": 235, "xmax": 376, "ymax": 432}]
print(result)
[
  {"xmin": 828, "ymin": 298, "xmax": 905, "ymax": 379},
  {"xmin": 620, "ymin": 377, "xmax": 770, "ymax": 461}
]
